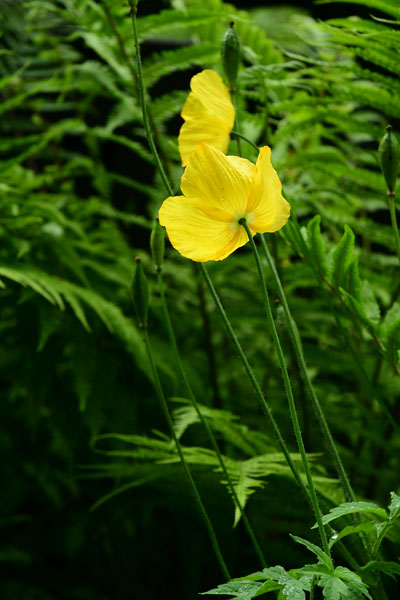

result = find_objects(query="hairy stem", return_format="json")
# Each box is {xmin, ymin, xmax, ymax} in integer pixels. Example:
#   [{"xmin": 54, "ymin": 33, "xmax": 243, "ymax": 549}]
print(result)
[
  {"xmin": 240, "ymin": 221, "xmax": 330, "ymax": 557},
  {"xmin": 128, "ymin": 2, "xmax": 173, "ymax": 197},
  {"xmin": 143, "ymin": 328, "xmax": 230, "ymax": 580},
  {"xmin": 157, "ymin": 269, "xmax": 267, "ymax": 567},
  {"xmin": 199, "ymin": 264, "xmax": 307, "ymax": 494},
  {"xmin": 260, "ymin": 233, "xmax": 356, "ymax": 504}
]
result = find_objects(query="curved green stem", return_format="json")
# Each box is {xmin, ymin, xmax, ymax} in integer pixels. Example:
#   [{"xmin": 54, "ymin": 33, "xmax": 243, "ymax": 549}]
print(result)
[
  {"xmin": 260, "ymin": 233, "xmax": 356, "ymax": 505},
  {"xmin": 157, "ymin": 269, "xmax": 267, "ymax": 567},
  {"xmin": 240, "ymin": 221, "xmax": 330, "ymax": 558},
  {"xmin": 199, "ymin": 264, "xmax": 307, "ymax": 495},
  {"xmin": 143, "ymin": 328, "xmax": 230, "ymax": 580},
  {"xmin": 388, "ymin": 192, "xmax": 400, "ymax": 267},
  {"xmin": 231, "ymin": 130, "xmax": 259, "ymax": 153},
  {"xmin": 128, "ymin": 2, "xmax": 173, "ymax": 197}
]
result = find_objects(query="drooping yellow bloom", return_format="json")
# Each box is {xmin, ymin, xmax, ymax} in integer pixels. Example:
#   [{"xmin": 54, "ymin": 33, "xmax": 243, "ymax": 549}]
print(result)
[
  {"xmin": 178, "ymin": 70, "xmax": 235, "ymax": 166},
  {"xmin": 159, "ymin": 143, "xmax": 290, "ymax": 262}
]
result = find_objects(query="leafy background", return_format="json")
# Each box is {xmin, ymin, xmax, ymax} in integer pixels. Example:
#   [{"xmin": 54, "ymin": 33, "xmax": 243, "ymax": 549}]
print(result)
[{"xmin": 1, "ymin": 0, "xmax": 400, "ymax": 598}]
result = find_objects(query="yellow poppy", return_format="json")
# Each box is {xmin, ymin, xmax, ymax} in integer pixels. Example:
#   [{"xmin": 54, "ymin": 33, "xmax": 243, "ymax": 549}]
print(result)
[
  {"xmin": 159, "ymin": 143, "xmax": 290, "ymax": 262},
  {"xmin": 178, "ymin": 70, "xmax": 235, "ymax": 167}
]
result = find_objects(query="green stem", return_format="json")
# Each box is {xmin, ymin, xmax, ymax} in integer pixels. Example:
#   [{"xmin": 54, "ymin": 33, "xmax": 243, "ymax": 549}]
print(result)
[
  {"xmin": 231, "ymin": 130, "xmax": 259, "ymax": 153},
  {"xmin": 199, "ymin": 263, "xmax": 307, "ymax": 495},
  {"xmin": 231, "ymin": 93, "xmax": 242, "ymax": 157},
  {"xmin": 143, "ymin": 327, "xmax": 230, "ymax": 580},
  {"xmin": 260, "ymin": 234, "xmax": 356, "ymax": 505},
  {"xmin": 157, "ymin": 269, "xmax": 267, "ymax": 567},
  {"xmin": 240, "ymin": 221, "xmax": 330, "ymax": 558},
  {"xmin": 128, "ymin": 2, "xmax": 174, "ymax": 197},
  {"xmin": 388, "ymin": 192, "xmax": 400, "ymax": 267}
]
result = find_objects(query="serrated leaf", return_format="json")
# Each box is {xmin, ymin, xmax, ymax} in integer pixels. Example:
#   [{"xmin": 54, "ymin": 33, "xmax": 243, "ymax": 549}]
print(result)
[
  {"xmin": 389, "ymin": 491, "xmax": 400, "ymax": 522},
  {"xmin": 319, "ymin": 575, "xmax": 348, "ymax": 600},
  {"xmin": 360, "ymin": 560, "xmax": 400, "ymax": 580},
  {"xmin": 328, "ymin": 522, "xmax": 377, "ymax": 548},
  {"xmin": 334, "ymin": 567, "xmax": 372, "ymax": 600},
  {"xmin": 361, "ymin": 281, "xmax": 380, "ymax": 324},
  {"xmin": 306, "ymin": 215, "xmax": 328, "ymax": 275},
  {"xmin": 346, "ymin": 255, "xmax": 361, "ymax": 302},
  {"xmin": 330, "ymin": 225, "xmax": 355, "ymax": 289},
  {"xmin": 290, "ymin": 535, "xmax": 333, "ymax": 570},
  {"xmin": 201, "ymin": 581, "xmax": 263, "ymax": 599},
  {"xmin": 316, "ymin": 502, "xmax": 387, "ymax": 528}
]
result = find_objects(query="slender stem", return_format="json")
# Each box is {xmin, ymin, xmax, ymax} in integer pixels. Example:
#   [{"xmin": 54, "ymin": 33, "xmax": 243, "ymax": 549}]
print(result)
[
  {"xmin": 231, "ymin": 130, "xmax": 259, "ymax": 153},
  {"xmin": 143, "ymin": 328, "xmax": 230, "ymax": 580},
  {"xmin": 240, "ymin": 221, "xmax": 330, "ymax": 558},
  {"xmin": 388, "ymin": 192, "xmax": 400, "ymax": 267},
  {"xmin": 157, "ymin": 269, "xmax": 267, "ymax": 567},
  {"xmin": 260, "ymin": 234, "xmax": 356, "ymax": 505},
  {"xmin": 199, "ymin": 264, "xmax": 307, "ymax": 495},
  {"xmin": 128, "ymin": 2, "xmax": 174, "ymax": 197},
  {"xmin": 231, "ymin": 92, "xmax": 242, "ymax": 157}
]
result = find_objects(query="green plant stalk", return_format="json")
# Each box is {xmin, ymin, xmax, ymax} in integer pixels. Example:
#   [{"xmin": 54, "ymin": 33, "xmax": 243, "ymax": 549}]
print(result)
[
  {"xmin": 128, "ymin": 1, "xmax": 174, "ymax": 198},
  {"xmin": 128, "ymin": 0, "xmax": 344, "ymax": 572},
  {"xmin": 287, "ymin": 217, "xmax": 399, "ymax": 430},
  {"xmin": 240, "ymin": 221, "xmax": 330, "ymax": 558},
  {"xmin": 231, "ymin": 130, "xmax": 259, "ymax": 152},
  {"xmin": 231, "ymin": 93, "xmax": 242, "ymax": 157},
  {"xmin": 143, "ymin": 328, "xmax": 231, "ymax": 581},
  {"xmin": 199, "ymin": 263, "xmax": 307, "ymax": 494},
  {"xmin": 199, "ymin": 265, "xmax": 362, "ymax": 571},
  {"xmin": 387, "ymin": 192, "xmax": 400, "ymax": 267},
  {"xmin": 156, "ymin": 269, "xmax": 267, "ymax": 567},
  {"xmin": 260, "ymin": 234, "xmax": 356, "ymax": 505}
]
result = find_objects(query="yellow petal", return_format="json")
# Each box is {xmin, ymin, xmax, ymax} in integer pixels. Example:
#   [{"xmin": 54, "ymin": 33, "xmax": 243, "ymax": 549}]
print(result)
[
  {"xmin": 178, "ymin": 70, "xmax": 234, "ymax": 166},
  {"xmin": 181, "ymin": 144, "xmax": 252, "ymax": 216},
  {"xmin": 226, "ymin": 155, "xmax": 255, "ymax": 180},
  {"xmin": 178, "ymin": 112, "xmax": 230, "ymax": 167},
  {"xmin": 159, "ymin": 195, "xmax": 248, "ymax": 262},
  {"xmin": 182, "ymin": 70, "xmax": 234, "ymax": 128},
  {"xmin": 246, "ymin": 146, "xmax": 290, "ymax": 233}
]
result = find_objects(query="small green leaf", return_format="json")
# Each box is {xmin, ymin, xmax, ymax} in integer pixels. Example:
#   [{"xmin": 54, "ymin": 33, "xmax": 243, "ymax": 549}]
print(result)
[
  {"xmin": 201, "ymin": 581, "xmax": 263, "ymax": 599},
  {"xmin": 290, "ymin": 535, "xmax": 333, "ymax": 570},
  {"xmin": 328, "ymin": 522, "xmax": 378, "ymax": 548},
  {"xmin": 330, "ymin": 225, "xmax": 355, "ymax": 289},
  {"xmin": 319, "ymin": 574, "xmax": 348, "ymax": 600},
  {"xmin": 316, "ymin": 502, "xmax": 387, "ymax": 528},
  {"xmin": 306, "ymin": 215, "xmax": 328, "ymax": 275},
  {"xmin": 346, "ymin": 255, "xmax": 361, "ymax": 302},
  {"xmin": 361, "ymin": 560, "xmax": 400, "ymax": 580},
  {"xmin": 389, "ymin": 491, "xmax": 400, "ymax": 522},
  {"xmin": 334, "ymin": 567, "xmax": 372, "ymax": 600}
]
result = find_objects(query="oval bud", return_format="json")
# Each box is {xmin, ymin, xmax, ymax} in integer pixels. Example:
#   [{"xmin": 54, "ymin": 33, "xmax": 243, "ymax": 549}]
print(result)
[
  {"xmin": 379, "ymin": 125, "xmax": 400, "ymax": 194},
  {"xmin": 150, "ymin": 217, "xmax": 165, "ymax": 269},
  {"xmin": 132, "ymin": 257, "xmax": 149, "ymax": 327},
  {"xmin": 221, "ymin": 21, "xmax": 240, "ymax": 90}
]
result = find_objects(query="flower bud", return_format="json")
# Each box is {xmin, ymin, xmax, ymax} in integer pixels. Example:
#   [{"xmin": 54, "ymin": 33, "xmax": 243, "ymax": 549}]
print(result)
[
  {"xmin": 150, "ymin": 217, "xmax": 165, "ymax": 269},
  {"xmin": 132, "ymin": 257, "xmax": 149, "ymax": 327},
  {"xmin": 221, "ymin": 21, "xmax": 240, "ymax": 91},
  {"xmin": 379, "ymin": 125, "xmax": 400, "ymax": 194}
]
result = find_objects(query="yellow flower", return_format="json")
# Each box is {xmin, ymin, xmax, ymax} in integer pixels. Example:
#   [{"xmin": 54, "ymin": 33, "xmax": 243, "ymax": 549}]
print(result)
[
  {"xmin": 159, "ymin": 143, "xmax": 290, "ymax": 262},
  {"xmin": 178, "ymin": 70, "xmax": 235, "ymax": 166}
]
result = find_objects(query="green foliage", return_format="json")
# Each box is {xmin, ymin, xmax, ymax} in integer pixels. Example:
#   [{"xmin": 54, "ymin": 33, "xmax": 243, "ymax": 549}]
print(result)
[{"xmin": 2, "ymin": 0, "xmax": 400, "ymax": 598}]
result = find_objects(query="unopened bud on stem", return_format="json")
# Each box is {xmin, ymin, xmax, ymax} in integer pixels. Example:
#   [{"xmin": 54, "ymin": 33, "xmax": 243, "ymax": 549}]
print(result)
[{"xmin": 221, "ymin": 21, "xmax": 240, "ymax": 91}]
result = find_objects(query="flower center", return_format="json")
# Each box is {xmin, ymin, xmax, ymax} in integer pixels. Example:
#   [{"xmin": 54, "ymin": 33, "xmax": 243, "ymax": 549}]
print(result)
[{"xmin": 230, "ymin": 211, "xmax": 254, "ymax": 231}]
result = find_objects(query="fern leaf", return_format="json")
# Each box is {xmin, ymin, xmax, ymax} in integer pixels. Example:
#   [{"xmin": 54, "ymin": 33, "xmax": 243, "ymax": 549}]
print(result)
[{"xmin": 330, "ymin": 225, "xmax": 355, "ymax": 289}]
